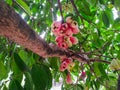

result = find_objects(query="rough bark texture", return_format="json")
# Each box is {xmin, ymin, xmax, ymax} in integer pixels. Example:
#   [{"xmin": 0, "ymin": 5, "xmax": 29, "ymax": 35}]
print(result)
[
  {"xmin": 0, "ymin": 1, "xmax": 112, "ymax": 64},
  {"xmin": 0, "ymin": 0, "xmax": 87, "ymax": 62}
]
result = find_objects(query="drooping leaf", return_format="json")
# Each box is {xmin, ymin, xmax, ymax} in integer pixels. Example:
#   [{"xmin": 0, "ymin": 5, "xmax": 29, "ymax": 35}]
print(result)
[
  {"xmin": 72, "ymin": 84, "xmax": 84, "ymax": 90},
  {"xmin": 9, "ymin": 80, "xmax": 23, "ymax": 90},
  {"xmin": 98, "ymin": 63, "xmax": 108, "ymax": 79},
  {"xmin": 112, "ymin": 18, "xmax": 120, "ymax": 29},
  {"xmin": 0, "ymin": 61, "xmax": 8, "ymax": 80},
  {"xmin": 105, "ymin": 8, "xmax": 114, "ymax": 24},
  {"xmin": 11, "ymin": 56, "xmax": 23, "ymax": 82},
  {"xmin": 49, "ymin": 57, "xmax": 58, "ymax": 70},
  {"xmin": 116, "ymin": 34, "xmax": 120, "ymax": 42},
  {"xmin": 93, "ymin": 62, "xmax": 101, "ymax": 77},
  {"xmin": 16, "ymin": 0, "xmax": 31, "ymax": 16},
  {"xmin": 31, "ymin": 64, "xmax": 52, "ymax": 90},
  {"xmin": 18, "ymin": 50, "xmax": 35, "ymax": 67},
  {"xmin": 42, "ymin": 64, "xmax": 52, "ymax": 89},
  {"xmin": 102, "ymin": 11, "xmax": 110, "ymax": 28},
  {"xmin": 14, "ymin": 53, "xmax": 29, "ymax": 72},
  {"xmin": 24, "ymin": 72, "xmax": 34, "ymax": 90},
  {"xmin": 2, "ymin": 85, "xmax": 8, "ymax": 90}
]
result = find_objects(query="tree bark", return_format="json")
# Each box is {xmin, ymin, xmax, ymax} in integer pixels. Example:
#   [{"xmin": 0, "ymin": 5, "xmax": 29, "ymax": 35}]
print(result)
[
  {"xmin": 0, "ymin": 1, "xmax": 111, "ymax": 64},
  {"xmin": 0, "ymin": 0, "xmax": 87, "ymax": 62}
]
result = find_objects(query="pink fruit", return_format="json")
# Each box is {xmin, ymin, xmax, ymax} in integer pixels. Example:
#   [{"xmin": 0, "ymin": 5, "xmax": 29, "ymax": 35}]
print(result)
[
  {"xmin": 66, "ymin": 16, "xmax": 73, "ymax": 24},
  {"xmin": 80, "ymin": 71, "xmax": 86, "ymax": 80},
  {"xmin": 55, "ymin": 36, "xmax": 64, "ymax": 43},
  {"xmin": 72, "ymin": 28, "xmax": 80, "ymax": 34},
  {"xmin": 57, "ymin": 42, "xmax": 68, "ymax": 49},
  {"xmin": 66, "ymin": 72, "xmax": 72, "ymax": 84},
  {"xmin": 61, "ymin": 58, "xmax": 72, "ymax": 64},
  {"xmin": 71, "ymin": 20, "xmax": 78, "ymax": 28},
  {"xmin": 64, "ymin": 37, "xmax": 72, "ymax": 47},
  {"xmin": 51, "ymin": 21, "xmax": 61, "ymax": 30},
  {"xmin": 51, "ymin": 21, "xmax": 62, "ymax": 36},
  {"xmin": 65, "ymin": 28, "xmax": 73, "ymax": 36},
  {"xmin": 70, "ymin": 36, "xmax": 78, "ymax": 44},
  {"xmin": 60, "ymin": 61, "xmax": 68, "ymax": 71},
  {"xmin": 59, "ymin": 23, "xmax": 72, "ymax": 36}
]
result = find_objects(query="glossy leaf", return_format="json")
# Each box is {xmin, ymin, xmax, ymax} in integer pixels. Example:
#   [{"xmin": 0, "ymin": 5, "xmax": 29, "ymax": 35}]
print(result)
[
  {"xmin": 24, "ymin": 72, "xmax": 34, "ymax": 90},
  {"xmin": 16, "ymin": 0, "xmax": 31, "ymax": 16},
  {"xmin": 31, "ymin": 64, "xmax": 52, "ymax": 90},
  {"xmin": 93, "ymin": 62, "xmax": 101, "ymax": 77},
  {"xmin": 9, "ymin": 80, "xmax": 23, "ymax": 90},
  {"xmin": 98, "ymin": 63, "xmax": 108, "ymax": 79},
  {"xmin": 102, "ymin": 11, "xmax": 110, "ymax": 28},
  {"xmin": 0, "ymin": 61, "xmax": 8, "ymax": 80},
  {"xmin": 14, "ymin": 53, "xmax": 29, "ymax": 72},
  {"xmin": 112, "ymin": 18, "xmax": 120, "ymax": 29},
  {"xmin": 18, "ymin": 50, "xmax": 35, "ymax": 67}
]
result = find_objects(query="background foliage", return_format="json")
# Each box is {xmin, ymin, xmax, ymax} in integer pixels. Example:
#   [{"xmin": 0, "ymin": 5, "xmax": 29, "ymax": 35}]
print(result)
[{"xmin": 0, "ymin": 0, "xmax": 120, "ymax": 90}]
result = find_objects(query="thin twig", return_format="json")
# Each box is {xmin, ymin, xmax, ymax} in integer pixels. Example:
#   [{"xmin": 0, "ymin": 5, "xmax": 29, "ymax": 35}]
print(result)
[
  {"xmin": 57, "ymin": 0, "xmax": 64, "ymax": 22},
  {"xmin": 70, "ymin": 0, "xmax": 84, "ymax": 23},
  {"xmin": 89, "ymin": 58, "xmax": 110, "ymax": 64}
]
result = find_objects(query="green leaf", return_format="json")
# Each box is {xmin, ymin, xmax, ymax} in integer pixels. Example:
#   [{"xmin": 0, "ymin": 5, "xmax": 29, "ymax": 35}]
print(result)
[
  {"xmin": 31, "ymin": 64, "xmax": 52, "ymax": 90},
  {"xmin": 87, "ymin": 0, "xmax": 97, "ymax": 7},
  {"xmin": 93, "ymin": 62, "xmax": 101, "ymax": 77},
  {"xmin": 24, "ymin": 72, "xmax": 34, "ymax": 90},
  {"xmin": 71, "ymin": 84, "xmax": 84, "ymax": 90},
  {"xmin": 49, "ymin": 57, "xmax": 58, "ymax": 70},
  {"xmin": 102, "ymin": 11, "xmax": 110, "ymax": 28},
  {"xmin": 112, "ymin": 18, "xmax": 120, "ymax": 29},
  {"xmin": 98, "ymin": 63, "xmax": 108, "ymax": 79},
  {"xmin": 6, "ymin": 0, "xmax": 13, "ymax": 6},
  {"xmin": 9, "ymin": 80, "xmax": 23, "ymax": 90},
  {"xmin": 114, "ymin": 0, "xmax": 120, "ymax": 10},
  {"xmin": 98, "ymin": 0, "xmax": 105, "ymax": 4},
  {"xmin": 16, "ymin": 0, "xmax": 31, "ymax": 16},
  {"xmin": 19, "ymin": 50, "xmax": 35, "ymax": 67},
  {"xmin": 11, "ymin": 57, "xmax": 23, "ymax": 82},
  {"xmin": 19, "ymin": 50, "xmax": 28, "ymax": 62},
  {"xmin": 14, "ymin": 53, "xmax": 29, "ymax": 72},
  {"xmin": 42, "ymin": 64, "xmax": 52, "ymax": 89},
  {"xmin": 93, "ymin": 80, "xmax": 100, "ymax": 90},
  {"xmin": 116, "ymin": 34, "xmax": 120, "ymax": 42},
  {"xmin": 2, "ymin": 85, "xmax": 7, "ymax": 90},
  {"xmin": 0, "ymin": 61, "xmax": 8, "ymax": 80},
  {"xmin": 105, "ymin": 8, "xmax": 114, "ymax": 24},
  {"xmin": 77, "ymin": 1, "xmax": 91, "ymax": 15}
]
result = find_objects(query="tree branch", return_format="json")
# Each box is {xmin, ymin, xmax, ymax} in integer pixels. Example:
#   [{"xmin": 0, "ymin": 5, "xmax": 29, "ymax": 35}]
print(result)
[
  {"xmin": 57, "ymin": 0, "xmax": 64, "ymax": 22},
  {"xmin": 70, "ymin": 0, "xmax": 84, "ymax": 22},
  {"xmin": 0, "ymin": 1, "xmax": 111, "ymax": 64},
  {"xmin": 0, "ymin": 0, "xmax": 85, "ymax": 62},
  {"xmin": 89, "ymin": 58, "xmax": 110, "ymax": 64}
]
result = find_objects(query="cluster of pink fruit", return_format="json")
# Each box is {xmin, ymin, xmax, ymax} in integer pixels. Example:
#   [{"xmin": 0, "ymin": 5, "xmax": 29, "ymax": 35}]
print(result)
[
  {"xmin": 59, "ymin": 57, "xmax": 86, "ymax": 84},
  {"xmin": 51, "ymin": 16, "xmax": 79, "ymax": 49},
  {"xmin": 60, "ymin": 57, "xmax": 73, "ymax": 84},
  {"xmin": 51, "ymin": 16, "xmax": 86, "ymax": 84}
]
